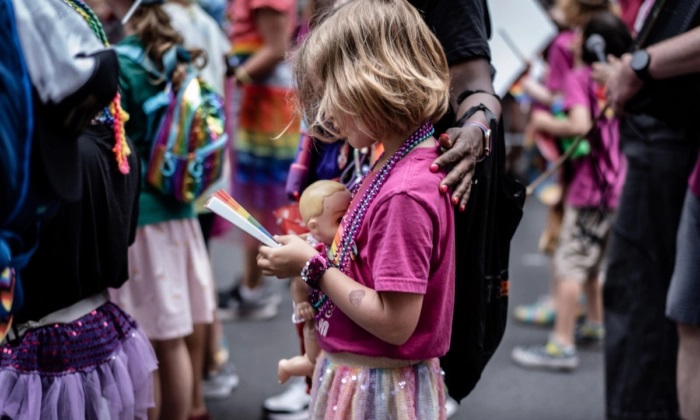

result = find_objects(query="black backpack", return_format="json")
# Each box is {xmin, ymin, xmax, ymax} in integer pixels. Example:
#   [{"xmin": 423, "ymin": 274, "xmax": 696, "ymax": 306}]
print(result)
[{"xmin": 440, "ymin": 108, "xmax": 526, "ymax": 402}]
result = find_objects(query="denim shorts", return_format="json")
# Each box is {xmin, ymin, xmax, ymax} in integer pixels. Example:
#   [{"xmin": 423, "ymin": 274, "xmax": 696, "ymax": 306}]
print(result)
[{"xmin": 667, "ymin": 191, "xmax": 700, "ymax": 326}]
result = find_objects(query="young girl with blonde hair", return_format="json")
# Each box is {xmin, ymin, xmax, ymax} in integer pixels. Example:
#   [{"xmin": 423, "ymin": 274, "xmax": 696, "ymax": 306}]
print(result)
[{"xmin": 258, "ymin": 0, "xmax": 455, "ymax": 417}]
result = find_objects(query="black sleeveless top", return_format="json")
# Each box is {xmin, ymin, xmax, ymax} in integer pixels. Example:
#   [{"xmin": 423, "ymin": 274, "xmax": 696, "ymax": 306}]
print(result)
[{"xmin": 16, "ymin": 125, "xmax": 140, "ymax": 323}]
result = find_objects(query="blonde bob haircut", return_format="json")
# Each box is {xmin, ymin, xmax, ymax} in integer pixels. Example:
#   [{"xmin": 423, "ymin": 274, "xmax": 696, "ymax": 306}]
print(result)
[
  {"xmin": 293, "ymin": 0, "xmax": 450, "ymax": 142},
  {"xmin": 299, "ymin": 180, "xmax": 349, "ymax": 222}
]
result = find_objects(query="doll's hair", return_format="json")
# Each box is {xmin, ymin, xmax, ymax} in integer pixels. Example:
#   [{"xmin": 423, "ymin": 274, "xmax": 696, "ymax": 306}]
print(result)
[
  {"xmin": 581, "ymin": 12, "xmax": 633, "ymax": 65},
  {"xmin": 128, "ymin": 3, "xmax": 206, "ymax": 89},
  {"xmin": 292, "ymin": 0, "xmax": 450, "ymax": 142},
  {"xmin": 299, "ymin": 180, "xmax": 349, "ymax": 223},
  {"xmin": 557, "ymin": 0, "xmax": 612, "ymax": 27}
]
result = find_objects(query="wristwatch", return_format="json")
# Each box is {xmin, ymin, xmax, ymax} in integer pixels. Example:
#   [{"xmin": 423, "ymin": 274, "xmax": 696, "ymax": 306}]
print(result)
[{"xmin": 630, "ymin": 49, "xmax": 652, "ymax": 83}]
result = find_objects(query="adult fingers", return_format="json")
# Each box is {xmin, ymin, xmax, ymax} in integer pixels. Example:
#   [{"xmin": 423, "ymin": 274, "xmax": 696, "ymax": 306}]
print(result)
[
  {"xmin": 447, "ymin": 158, "xmax": 476, "ymax": 209},
  {"xmin": 432, "ymin": 128, "xmax": 468, "ymax": 169}
]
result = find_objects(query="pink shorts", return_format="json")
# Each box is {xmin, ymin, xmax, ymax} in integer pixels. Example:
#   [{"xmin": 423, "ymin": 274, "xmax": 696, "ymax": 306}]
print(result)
[{"xmin": 110, "ymin": 218, "xmax": 215, "ymax": 341}]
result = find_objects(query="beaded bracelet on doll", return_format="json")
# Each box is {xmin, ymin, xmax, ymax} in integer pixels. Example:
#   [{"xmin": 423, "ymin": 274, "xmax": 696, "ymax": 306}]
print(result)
[{"xmin": 301, "ymin": 253, "xmax": 329, "ymax": 290}]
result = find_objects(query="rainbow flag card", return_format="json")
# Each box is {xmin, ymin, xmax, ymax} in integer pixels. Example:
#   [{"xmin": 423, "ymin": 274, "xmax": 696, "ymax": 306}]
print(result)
[{"xmin": 205, "ymin": 190, "xmax": 280, "ymax": 248}]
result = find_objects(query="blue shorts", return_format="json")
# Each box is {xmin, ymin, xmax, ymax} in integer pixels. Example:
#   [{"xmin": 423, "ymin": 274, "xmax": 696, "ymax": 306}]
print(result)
[{"xmin": 667, "ymin": 190, "xmax": 700, "ymax": 326}]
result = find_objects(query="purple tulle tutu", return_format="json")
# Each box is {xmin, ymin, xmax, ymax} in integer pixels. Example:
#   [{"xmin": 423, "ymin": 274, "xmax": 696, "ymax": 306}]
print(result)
[{"xmin": 0, "ymin": 301, "xmax": 157, "ymax": 420}]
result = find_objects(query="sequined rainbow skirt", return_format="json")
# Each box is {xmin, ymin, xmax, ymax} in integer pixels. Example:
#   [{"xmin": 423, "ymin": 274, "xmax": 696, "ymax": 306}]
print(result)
[
  {"xmin": 0, "ymin": 302, "xmax": 157, "ymax": 420},
  {"xmin": 309, "ymin": 352, "xmax": 447, "ymax": 420}
]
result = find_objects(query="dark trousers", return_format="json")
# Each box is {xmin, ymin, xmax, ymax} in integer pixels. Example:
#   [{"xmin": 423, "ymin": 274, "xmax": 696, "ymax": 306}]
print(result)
[{"xmin": 605, "ymin": 115, "xmax": 699, "ymax": 420}]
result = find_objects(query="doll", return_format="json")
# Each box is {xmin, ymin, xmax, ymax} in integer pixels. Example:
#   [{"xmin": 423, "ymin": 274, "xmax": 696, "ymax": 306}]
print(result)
[{"xmin": 277, "ymin": 180, "xmax": 351, "ymax": 384}]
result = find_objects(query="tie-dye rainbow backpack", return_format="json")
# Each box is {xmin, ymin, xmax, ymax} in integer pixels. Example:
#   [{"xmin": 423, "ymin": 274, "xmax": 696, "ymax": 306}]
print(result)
[{"xmin": 116, "ymin": 44, "xmax": 228, "ymax": 203}]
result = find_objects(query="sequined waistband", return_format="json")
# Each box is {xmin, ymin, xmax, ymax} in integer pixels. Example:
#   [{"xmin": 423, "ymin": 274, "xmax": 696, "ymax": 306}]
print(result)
[
  {"xmin": 11, "ymin": 292, "xmax": 109, "ymax": 340},
  {"xmin": 325, "ymin": 352, "xmax": 421, "ymax": 369},
  {"xmin": 0, "ymin": 301, "xmax": 137, "ymax": 375}
]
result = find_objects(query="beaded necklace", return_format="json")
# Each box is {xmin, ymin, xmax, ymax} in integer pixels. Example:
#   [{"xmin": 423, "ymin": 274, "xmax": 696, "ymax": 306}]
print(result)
[
  {"xmin": 311, "ymin": 122, "xmax": 435, "ymax": 320},
  {"xmin": 61, "ymin": 0, "xmax": 131, "ymax": 175}
]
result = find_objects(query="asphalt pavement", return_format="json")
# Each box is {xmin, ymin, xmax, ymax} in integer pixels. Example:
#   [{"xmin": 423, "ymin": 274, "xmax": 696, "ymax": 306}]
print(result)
[{"xmin": 207, "ymin": 199, "xmax": 606, "ymax": 420}]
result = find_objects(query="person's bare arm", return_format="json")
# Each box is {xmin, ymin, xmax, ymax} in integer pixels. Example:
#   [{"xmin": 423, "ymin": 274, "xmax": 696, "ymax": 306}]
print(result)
[
  {"xmin": 530, "ymin": 106, "xmax": 590, "ymax": 139},
  {"xmin": 236, "ymin": 7, "xmax": 290, "ymax": 80},
  {"xmin": 431, "ymin": 58, "xmax": 502, "ymax": 211},
  {"xmin": 607, "ymin": 27, "xmax": 700, "ymax": 112},
  {"xmin": 647, "ymin": 26, "xmax": 700, "ymax": 80},
  {"xmin": 316, "ymin": 268, "xmax": 424, "ymax": 346},
  {"xmin": 257, "ymin": 235, "xmax": 424, "ymax": 346}
]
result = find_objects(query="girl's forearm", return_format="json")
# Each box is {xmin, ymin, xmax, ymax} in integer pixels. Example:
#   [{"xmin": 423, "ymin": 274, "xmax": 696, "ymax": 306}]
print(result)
[
  {"xmin": 539, "ymin": 117, "xmax": 581, "ymax": 138},
  {"xmin": 318, "ymin": 268, "xmax": 422, "ymax": 346}
]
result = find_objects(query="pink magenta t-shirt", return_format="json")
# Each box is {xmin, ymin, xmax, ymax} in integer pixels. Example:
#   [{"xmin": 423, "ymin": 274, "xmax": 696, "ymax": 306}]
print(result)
[
  {"xmin": 689, "ymin": 157, "xmax": 700, "ymax": 197},
  {"xmin": 546, "ymin": 31, "xmax": 575, "ymax": 94},
  {"xmin": 317, "ymin": 145, "xmax": 456, "ymax": 360},
  {"xmin": 564, "ymin": 67, "xmax": 626, "ymax": 209},
  {"xmin": 229, "ymin": 0, "xmax": 297, "ymax": 43}
]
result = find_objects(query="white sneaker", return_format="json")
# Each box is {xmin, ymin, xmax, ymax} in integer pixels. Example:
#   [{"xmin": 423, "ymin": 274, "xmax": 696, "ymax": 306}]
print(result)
[
  {"xmin": 446, "ymin": 396, "xmax": 459, "ymax": 418},
  {"xmin": 263, "ymin": 377, "xmax": 310, "ymax": 420}
]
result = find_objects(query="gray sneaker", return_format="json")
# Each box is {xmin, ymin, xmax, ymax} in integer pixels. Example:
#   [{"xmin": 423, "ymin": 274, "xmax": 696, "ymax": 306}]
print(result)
[
  {"xmin": 575, "ymin": 322, "xmax": 605, "ymax": 346},
  {"xmin": 511, "ymin": 340, "xmax": 579, "ymax": 371},
  {"xmin": 203, "ymin": 362, "xmax": 239, "ymax": 399},
  {"xmin": 218, "ymin": 284, "xmax": 282, "ymax": 321}
]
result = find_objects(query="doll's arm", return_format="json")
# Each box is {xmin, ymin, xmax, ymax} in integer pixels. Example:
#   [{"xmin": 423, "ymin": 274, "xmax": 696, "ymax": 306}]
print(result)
[
  {"xmin": 290, "ymin": 276, "xmax": 310, "ymax": 304},
  {"xmin": 291, "ymin": 276, "xmax": 315, "ymax": 321},
  {"xmin": 303, "ymin": 320, "xmax": 320, "ymax": 364}
]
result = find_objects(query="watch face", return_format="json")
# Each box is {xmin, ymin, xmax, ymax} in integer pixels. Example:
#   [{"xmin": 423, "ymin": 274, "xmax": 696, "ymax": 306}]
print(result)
[{"xmin": 631, "ymin": 50, "xmax": 650, "ymax": 72}]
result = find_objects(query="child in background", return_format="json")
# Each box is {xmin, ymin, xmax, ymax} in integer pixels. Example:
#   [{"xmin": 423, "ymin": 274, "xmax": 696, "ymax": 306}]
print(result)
[
  {"xmin": 515, "ymin": 0, "xmax": 613, "ymax": 327},
  {"xmin": 258, "ymin": 0, "xmax": 455, "ymax": 417},
  {"xmin": 277, "ymin": 181, "xmax": 351, "ymax": 384},
  {"xmin": 162, "ymin": 0, "xmax": 239, "ymax": 410},
  {"xmin": 512, "ymin": 11, "xmax": 632, "ymax": 371},
  {"xmin": 217, "ymin": 0, "xmax": 300, "ymax": 321},
  {"xmin": 106, "ymin": 1, "xmax": 216, "ymax": 419}
]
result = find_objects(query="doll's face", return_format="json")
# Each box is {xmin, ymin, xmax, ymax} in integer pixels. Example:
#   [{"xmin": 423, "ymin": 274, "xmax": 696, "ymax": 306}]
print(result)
[{"xmin": 309, "ymin": 189, "xmax": 352, "ymax": 245}]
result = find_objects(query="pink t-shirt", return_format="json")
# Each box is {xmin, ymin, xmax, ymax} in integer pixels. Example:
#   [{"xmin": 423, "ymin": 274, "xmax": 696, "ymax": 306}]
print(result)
[
  {"xmin": 545, "ymin": 31, "xmax": 575, "ymax": 94},
  {"xmin": 688, "ymin": 158, "xmax": 700, "ymax": 197},
  {"xmin": 564, "ymin": 67, "xmax": 626, "ymax": 209},
  {"xmin": 229, "ymin": 0, "xmax": 297, "ymax": 43},
  {"xmin": 317, "ymin": 146, "xmax": 456, "ymax": 360}
]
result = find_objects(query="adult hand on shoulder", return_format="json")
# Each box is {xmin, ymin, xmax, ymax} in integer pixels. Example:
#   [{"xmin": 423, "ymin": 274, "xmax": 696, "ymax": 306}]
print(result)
[
  {"xmin": 257, "ymin": 235, "xmax": 318, "ymax": 279},
  {"xmin": 605, "ymin": 53, "xmax": 643, "ymax": 115},
  {"xmin": 431, "ymin": 125, "xmax": 484, "ymax": 212}
]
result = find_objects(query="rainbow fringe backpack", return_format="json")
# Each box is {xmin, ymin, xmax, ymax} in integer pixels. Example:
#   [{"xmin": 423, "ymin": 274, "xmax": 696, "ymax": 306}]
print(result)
[{"xmin": 116, "ymin": 44, "xmax": 227, "ymax": 203}]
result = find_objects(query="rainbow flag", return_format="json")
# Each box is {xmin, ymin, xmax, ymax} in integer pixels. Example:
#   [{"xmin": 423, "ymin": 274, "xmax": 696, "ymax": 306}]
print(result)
[{"xmin": 205, "ymin": 190, "xmax": 279, "ymax": 248}]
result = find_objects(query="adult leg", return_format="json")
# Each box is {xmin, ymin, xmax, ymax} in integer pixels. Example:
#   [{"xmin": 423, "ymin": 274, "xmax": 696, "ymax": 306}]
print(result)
[
  {"xmin": 604, "ymin": 115, "xmax": 697, "ymax": 419},
  {"xmin": 667, "ymin": 190, "xmax": 700, "ymax": 420}
]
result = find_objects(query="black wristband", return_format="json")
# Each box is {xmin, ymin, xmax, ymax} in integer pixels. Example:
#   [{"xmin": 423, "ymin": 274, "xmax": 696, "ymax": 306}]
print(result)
[
  {"xmin": 457, "ymin": 103, "xmax": 497, "ymax": 128},
  {"xmin": 456, "ymin": 89, "xmax": 500, "ymax": 108}
]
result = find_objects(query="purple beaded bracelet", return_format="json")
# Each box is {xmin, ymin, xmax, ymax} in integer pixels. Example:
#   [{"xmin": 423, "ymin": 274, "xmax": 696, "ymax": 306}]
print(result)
[{"xmin": 301, "ymin": 253, "xmax": 329, "ymax": 290}]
